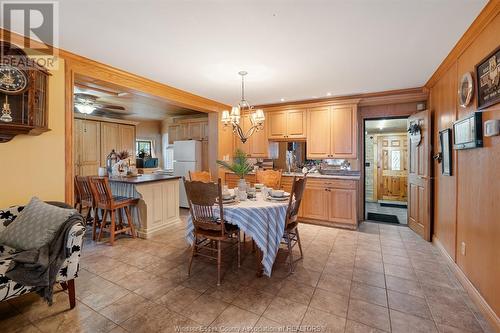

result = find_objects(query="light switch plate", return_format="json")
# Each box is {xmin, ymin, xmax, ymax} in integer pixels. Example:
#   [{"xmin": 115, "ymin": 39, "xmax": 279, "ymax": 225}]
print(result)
[
  {"xmin": 461, "ymin": 241, "xmax": 466, "ymax": 256},
  {"xmin": 484, "ymin": 119, "xmax": 500, "ymax": 137}
]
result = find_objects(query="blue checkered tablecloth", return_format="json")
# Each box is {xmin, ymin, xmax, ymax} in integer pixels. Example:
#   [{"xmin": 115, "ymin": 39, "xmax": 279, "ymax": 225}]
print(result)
[{"xmin": 186, "ymin": 194, "xmax": 289, "ymax": 277}]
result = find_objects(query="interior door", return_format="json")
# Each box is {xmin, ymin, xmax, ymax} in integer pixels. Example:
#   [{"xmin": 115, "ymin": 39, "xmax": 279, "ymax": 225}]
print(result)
[
  {"xmin": 407, "ymin": 110, "xmax": 432, "ymax": 241},
  {"xmin": 377, "ymin": 134, "xmax": 408, "ymax": 201}
]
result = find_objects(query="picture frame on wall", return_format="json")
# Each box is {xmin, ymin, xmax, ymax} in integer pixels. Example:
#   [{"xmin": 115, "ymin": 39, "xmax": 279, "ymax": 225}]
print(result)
[
  {"xmin": 475, "ymin": 45, "xmax": 500, "ymax": 110},
  {"xmin": 439, "ymin": 128, "xmax": 452, "ymax": 176}
]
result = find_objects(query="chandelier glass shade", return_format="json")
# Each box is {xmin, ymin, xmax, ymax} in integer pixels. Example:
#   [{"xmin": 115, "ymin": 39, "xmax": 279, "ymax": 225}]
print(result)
[{"xmin": 221, "ymin": 71, "xmax": 265, "ymax": 143}]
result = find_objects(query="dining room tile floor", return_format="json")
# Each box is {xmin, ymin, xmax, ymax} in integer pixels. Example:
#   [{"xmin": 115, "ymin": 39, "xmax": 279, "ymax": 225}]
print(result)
[{"xmin": 0, "ymin": 210, "xmax": 495, "ymax": 333}]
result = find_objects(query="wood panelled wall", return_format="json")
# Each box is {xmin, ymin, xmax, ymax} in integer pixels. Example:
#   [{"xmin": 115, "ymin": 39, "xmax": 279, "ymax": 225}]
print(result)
[{"xmin": 427, "ymin": 9, "xmax": 500, "ymax": 320}]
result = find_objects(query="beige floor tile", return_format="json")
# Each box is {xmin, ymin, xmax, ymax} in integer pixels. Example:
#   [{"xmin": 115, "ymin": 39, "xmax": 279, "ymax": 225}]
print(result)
[
  {"xmin": 353, "ymin": 268, "xmax": 386, "ymax": 288},
  {"xmin": 385, "ymin": 275, "xmax": 424, "ymax": 298},
  {"xmin": 231, "ymin": 286, "xmax": 275, "ymax": 315},
  {"xmin": 287, "ymin": 266, "xmax": 322, "ymax": 287},
  {"xmin": 205, "ymin": 281, "xmax": 242, "ymax": 303},
  {"xmin": 309, "ymin": 288, "xmax": 349, "ymax": 318},
  {"xmin": 9, "ymin": 291, "xmax": 80, "ymax": 323},
  {"xmin": 210, "ymin": 305, "xmax": 260, "ymax": 330},
  {"xmin": 132, "ymin": 275, "xmax": 178, "ymax": 300},
  {"xmin": 323, "ymin": 262, "xmax": 354, "ymax": 280},
  {"xmin": 99, "ymin": 292, "xmax": 148, "ymax": 324},
  {"xmin": 79, "ymin": 279, "xmax": 130, "ymax": 311},
  {"xmin": 277, "ymin": 279, "xmax": 315, "ymax": 305},
  {"xmin": 350, "ymin": 282, "xmax": 387, "ymax": 307},
  {"xmin": 181, "ymin": 294, "xmax": 229, "ymax": 326},
  {"xmin": 384, "ymin": 264, "xmax": 417, "ymax": 281},
  {"xmin": 120, "ymin": 302, "xmax": 175, "ymax": 333},
  {"xmin": 387, "ymin": 290, "xmax": 431, "ymax": 319},
  {"xmin": 316, "ymin": 272, "xmax": 352, "ymax": 296},
  {"xmin": 427, "ymin": 300, "xmax": 484, "ymax": 333},
  {"xmin": 253, "ymin": 316, "xmax": 285, "ymax": 333},
  {"xmin": 344, "ymin": 320, "xmax": 385, "ymax": 332},
  {"xmin": 262, "ymin": 296, "xmax": 308, "ymax": 326},
  {"xmin": 156, "ymin": 285, "xmax": 202, "ymax": 312},
  {"xmin": 0, "ymin": 301, "xmax": 31, "ymax": 333},
  {"xmin": 347, "ymin": 299, "xmax": 390, "ymax": 332},
  {"xmin": 382, "ymin": 254, "xmax": 412, "ymax": 268},
  {"xmin": 390, "ymin": 309, "xmax": 438, "ymax": 333},
  {"xmin": 99, "ymin": 263, "xmax": 141, "ymax": 282},
  {"xmin": 354, "ymin": 258, "xmax": 384, "ymax": 273},
  {"xmin": 301, "ymin": 307, "xmax": 346, "ymax": 333}
]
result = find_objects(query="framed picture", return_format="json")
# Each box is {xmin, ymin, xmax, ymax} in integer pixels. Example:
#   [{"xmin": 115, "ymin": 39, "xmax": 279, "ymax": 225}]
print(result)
[
  {"xmin": 439, "ymin": 128, "xmax": 452, "ymax": 176},
  {"xmin": 475, "ymin": 45, "xmax": 500, "ymax": 110}
]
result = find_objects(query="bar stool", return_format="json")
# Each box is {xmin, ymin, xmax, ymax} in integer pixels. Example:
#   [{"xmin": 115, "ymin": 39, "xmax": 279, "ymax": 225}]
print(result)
[
  {"xmin": 89, "ymin": 177, "xmax": 139, "ymax": 246},
  {"xmin": 74, "ymin": 176, "xmax": 96, "ymax": 227}
]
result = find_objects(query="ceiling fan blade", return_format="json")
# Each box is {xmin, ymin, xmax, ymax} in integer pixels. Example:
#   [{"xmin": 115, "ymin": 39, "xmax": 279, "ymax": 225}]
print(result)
[{"xmin": 99, "ymin": 104, "xmax": 126, "ymax": 111}]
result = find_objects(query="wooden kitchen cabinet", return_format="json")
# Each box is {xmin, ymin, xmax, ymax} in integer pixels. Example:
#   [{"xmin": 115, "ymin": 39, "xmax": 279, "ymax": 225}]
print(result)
[
  {"xmin": 306, "ymin": 104, "xmax": 357, "ymax": 159},
  {"xmin": 201, "ymin": 140, "xmax": 209, "ymax": 171},
  {"xmin": 100, "ymin": 122, "xmax": 120, "ymax": 166},
  {"xmin": 299, "ymin": 177, "xmax": 358, "ymax": 229},
  {"xmin": 74, "ymin": 119, "xmax": 101, "ymax": 176},
  {"xmin": 331, "ymin": 105, "xmax": 357, "ymax": 158},
  {"xmin": 188, "ymin": 122, "xmax": 202, "ymax": 140},
  {"xmin": 329, "ymin": 188, "xmax": 357, "ymax": 226},
  {"xmin": 301, "ymin": 179, "xmax": 330, "ymax": 221},
  {"xmin": 235, "ymin": 114, "xmax": 269, "ymax": 158},
  {"xmin": 119, "ymin": 124, "xmax": 136, "ymax": 164},
  {"xmin": 306, "ymin": 107, "xmax": 331, "ymax": 159},
  {"xmin": 267, "ymin": 109, "xmax": 306, "ymax": 140}
]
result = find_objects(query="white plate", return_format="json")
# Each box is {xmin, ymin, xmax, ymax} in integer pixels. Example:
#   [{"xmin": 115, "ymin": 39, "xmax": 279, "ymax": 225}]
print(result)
[
  {"xmin": 266, "ymin": 196, "xmax": 289, "ymax": 202},
  {"xmin": 270, "ymin": 192, "xmax": 290, "ymax": 198}
]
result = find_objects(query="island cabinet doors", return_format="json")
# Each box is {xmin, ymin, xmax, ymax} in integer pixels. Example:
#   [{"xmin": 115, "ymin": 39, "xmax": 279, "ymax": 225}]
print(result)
[
  {"xmin": 407, "ymin": 109, "xmax": 431, "ymax": 241},
  {"xmin": 306, "ymin": 104, "xmax": 358, "ymax": 160}
]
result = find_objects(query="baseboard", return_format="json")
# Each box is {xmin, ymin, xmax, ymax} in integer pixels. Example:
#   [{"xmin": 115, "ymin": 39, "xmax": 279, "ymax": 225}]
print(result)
[{"xmin": 433, "ymin": 236, "xmax": 500, "ymax": 332}]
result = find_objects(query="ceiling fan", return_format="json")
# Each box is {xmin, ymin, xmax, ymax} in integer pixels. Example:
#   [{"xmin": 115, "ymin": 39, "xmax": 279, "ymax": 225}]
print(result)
[{"xmin": 74, "ymin": 93, "xmax": 130, "ymax": 118}]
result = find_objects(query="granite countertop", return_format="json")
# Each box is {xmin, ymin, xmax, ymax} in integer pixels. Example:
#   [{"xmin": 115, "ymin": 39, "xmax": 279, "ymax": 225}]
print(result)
[
  {"xmin": 108, "ymin": 174, "xmax": 181, "ymax": 184},
  {"xmin": 282, "ymin": 171, "xmax": 361, "ymax": 180},
  {"xmin": 225, "ymin": 170, "xmax": 360, "ymax": 180}
]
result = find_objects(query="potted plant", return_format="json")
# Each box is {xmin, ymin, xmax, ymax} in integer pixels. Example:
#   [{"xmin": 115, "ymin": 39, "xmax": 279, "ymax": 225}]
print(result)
[{"xmin": 217, "ymin": 149, "xmax": 253, "ymax": 190}]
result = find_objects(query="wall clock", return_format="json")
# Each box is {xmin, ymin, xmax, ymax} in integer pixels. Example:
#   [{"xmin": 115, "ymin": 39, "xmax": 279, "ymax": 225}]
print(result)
[
  {"xmin": 0, "ymin": 65, "xmax": 28, "ymax": 94},
  {"xmin": 458, "ymin": 72, "xmax": 473, "ymax": 108}
]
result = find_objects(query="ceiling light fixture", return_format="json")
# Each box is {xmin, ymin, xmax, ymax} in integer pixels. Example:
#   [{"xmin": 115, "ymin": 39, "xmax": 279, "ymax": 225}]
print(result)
[
  {"xmin": 280, "ymin": 98, "xmax": 285, "ymax": 102},
  {"xmin": 74, "ymin": 94, "xmax": 98, "ymax": 115},
  {"xmin": 326, "ymin": 92, "xmax": 332, "ymax": 96},
  {"xmin": 221, "ymin": 71, "xmax": 265, "ymax": 143}
]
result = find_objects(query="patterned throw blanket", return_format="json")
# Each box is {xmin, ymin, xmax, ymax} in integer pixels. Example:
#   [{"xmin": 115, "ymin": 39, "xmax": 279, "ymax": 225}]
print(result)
[{"xmin": 5, "ymin": 203, "xmax": 84, "ymax": 305}]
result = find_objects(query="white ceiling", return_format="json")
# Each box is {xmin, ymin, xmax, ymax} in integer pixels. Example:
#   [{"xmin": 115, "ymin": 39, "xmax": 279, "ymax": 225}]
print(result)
[{"xmin": 36, "ymin": 1, "xmax": 489, "ymax": 105}]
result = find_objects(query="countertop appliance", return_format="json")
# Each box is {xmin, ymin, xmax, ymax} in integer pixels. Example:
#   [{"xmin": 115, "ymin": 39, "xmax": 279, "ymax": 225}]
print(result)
[{"xmin": 173, "ymin": 140, "xmax": 202, "ymax": 208}]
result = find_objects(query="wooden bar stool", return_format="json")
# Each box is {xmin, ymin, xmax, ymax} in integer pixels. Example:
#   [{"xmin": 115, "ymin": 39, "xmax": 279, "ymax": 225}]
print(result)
[
  {"xmin": 89, "ymin": 177, "xmax": 139, "ymax": 246},
  {"xmin": 74, "ymin": 176, "xmax": 96, "ymax": 227}
]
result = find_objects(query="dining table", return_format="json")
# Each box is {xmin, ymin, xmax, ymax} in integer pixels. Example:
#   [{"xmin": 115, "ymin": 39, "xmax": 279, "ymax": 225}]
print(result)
[{"xmin": 185, "ymin": 192, "xmax": 289, "ymax": 277}]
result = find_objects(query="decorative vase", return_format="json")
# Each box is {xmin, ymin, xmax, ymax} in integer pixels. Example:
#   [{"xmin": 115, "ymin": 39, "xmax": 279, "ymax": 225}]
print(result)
[{"xmin": 238, "ymin": 178, "xmax": 247, "ymax": 191}]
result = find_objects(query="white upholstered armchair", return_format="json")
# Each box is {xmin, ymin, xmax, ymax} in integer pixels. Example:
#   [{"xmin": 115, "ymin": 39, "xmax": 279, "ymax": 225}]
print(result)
[{"xmin": 0, "ymin": 205, "xmax": 85, "ymax": 308}]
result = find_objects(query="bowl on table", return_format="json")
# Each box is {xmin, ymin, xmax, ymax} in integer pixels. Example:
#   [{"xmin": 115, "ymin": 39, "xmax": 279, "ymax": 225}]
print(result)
[
  {"xmin": 271, "ymin": 189, "xmax": 285, "ymax": 198},
  {"xmin": 254, "ymin": 183, "xmax": 264, "ymax": 190}
]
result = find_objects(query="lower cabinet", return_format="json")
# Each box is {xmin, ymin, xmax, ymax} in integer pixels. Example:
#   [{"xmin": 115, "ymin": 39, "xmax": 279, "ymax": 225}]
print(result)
[{"xmin": 299, "ymin": 177, "xmax": 358, "ymax": 229}]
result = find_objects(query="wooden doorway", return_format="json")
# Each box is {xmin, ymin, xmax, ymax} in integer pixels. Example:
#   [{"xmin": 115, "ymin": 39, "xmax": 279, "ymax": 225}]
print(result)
[
  {"xmin": 407, "ymin": 109, "xmax": 432, "ymax": 241},
  {"xmin": 364, "ymin": 118, "xmax": 409, "ymax": 225},
  {"xmin": 377, "ymin": 134, "xmax": 408, "ymax": 202}
]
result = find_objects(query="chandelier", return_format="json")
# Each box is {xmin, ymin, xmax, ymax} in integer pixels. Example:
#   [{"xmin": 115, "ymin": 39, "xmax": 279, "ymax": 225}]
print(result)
[{"xmin": 221, "ymin": 71, "xmax": 265, "ymax": 143}]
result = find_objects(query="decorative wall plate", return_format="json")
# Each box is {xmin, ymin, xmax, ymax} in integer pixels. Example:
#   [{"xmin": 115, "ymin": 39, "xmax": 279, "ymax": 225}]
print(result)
[{"xmin": 458, "ymin": 72, "xmax": 474, "ymax": 108}]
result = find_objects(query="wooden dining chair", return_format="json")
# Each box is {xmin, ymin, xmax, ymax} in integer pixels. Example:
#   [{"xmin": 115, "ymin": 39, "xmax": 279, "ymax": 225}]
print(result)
[
  {"xmin": 188, "ymin": 170, "xmax": 212, "ymax": 183},
  {"xmin": 88, "ymin": 177, "xmax": 139, "ymax": 246},
  {"xmin": 256, "ymin": 169, "xmax": 282, "ymax": 189},
  {"xmin": 184, "ymin": 177, "xmax": 240, "ymax": 286},
  {"xmin": 74, "ymin": 176, "xmax": 96, "ymax": 226},
  {"xmin": 282, "ymin": 175, "xmax": 307, "ymax": 273}
]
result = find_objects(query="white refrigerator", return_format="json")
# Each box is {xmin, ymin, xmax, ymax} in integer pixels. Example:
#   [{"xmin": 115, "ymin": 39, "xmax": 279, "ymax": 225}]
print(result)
[{"xmin": 173, "ymin": 140, "xmax": 202, "ymax": 208}]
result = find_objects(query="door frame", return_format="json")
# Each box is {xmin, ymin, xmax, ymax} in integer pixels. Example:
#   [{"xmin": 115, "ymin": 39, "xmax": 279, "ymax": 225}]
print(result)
[{"xmin": 362, "ymin": 116, "xmax": 410, "ymax": 222}]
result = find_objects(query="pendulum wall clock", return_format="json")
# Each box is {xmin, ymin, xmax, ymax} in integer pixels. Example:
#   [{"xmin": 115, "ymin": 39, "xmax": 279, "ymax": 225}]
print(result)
[{"xmin": 0, "ymin": 41, "xmax": 50, "ymax": 143}]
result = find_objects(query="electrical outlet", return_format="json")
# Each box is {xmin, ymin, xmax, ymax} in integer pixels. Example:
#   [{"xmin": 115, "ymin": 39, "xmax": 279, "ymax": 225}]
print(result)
[{"xmin": 461, "ymin": 242, "xmax": 466, "ymax": 256}]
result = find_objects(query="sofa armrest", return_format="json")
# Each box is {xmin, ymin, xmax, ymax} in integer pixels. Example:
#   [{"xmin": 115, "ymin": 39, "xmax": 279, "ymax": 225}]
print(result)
[
  {"xmin": 56, "ymin": 223, "xmax": 86, "ymax": 282},
  {"xmin": 0, "ymin": 206, "xmax": 25, "ymax": 232}
]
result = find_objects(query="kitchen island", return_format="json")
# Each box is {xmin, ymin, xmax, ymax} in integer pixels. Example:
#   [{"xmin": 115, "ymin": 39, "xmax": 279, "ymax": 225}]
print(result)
[{"xmin": 109, "ymin": 174, "xmax": 181, "ymax": 239}]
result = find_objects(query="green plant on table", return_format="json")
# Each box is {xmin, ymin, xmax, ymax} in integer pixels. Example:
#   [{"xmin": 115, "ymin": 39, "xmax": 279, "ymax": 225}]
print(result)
[{"xmin": 216, "ymin": 149, "xmax": 253, "ymax": 179}]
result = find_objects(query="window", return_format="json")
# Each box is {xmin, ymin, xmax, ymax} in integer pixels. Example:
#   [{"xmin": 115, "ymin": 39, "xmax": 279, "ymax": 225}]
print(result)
[{"xmin": 136, "ymin": 140, "xmax": 152, "ymax": 157}]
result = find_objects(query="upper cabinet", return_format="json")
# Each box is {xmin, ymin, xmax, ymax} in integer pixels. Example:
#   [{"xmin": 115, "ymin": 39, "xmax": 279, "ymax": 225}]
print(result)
[
  {"xmin": 167, "ymin": 119, "xmax": 208, "ymax": 144},
  {"xmin": 235, "ymin": 113, "xmax": 269, "ymax": 158},
  {"xmin": 307, "ymin": 104, "xmax": 357, "ymax": 159},
  {"xmin": 267, "ymin": 109, "xmax": 306, "ymax": 140},
  {"xmin": 100, "ymin": 122, "xmax": 136, "ymax": 166}
]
